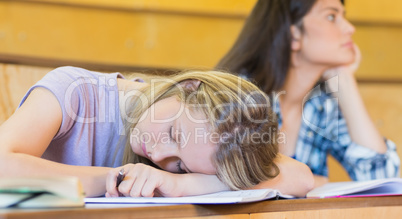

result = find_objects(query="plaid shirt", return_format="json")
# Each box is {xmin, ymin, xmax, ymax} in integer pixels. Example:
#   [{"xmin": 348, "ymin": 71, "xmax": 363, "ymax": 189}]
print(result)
[{"xmin": 272, "ymin": 84, "xmax": 400, "ymax": 180}]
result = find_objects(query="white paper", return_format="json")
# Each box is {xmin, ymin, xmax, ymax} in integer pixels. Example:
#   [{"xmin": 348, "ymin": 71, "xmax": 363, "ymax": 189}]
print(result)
[
  {"xmin": 307, "ymin": 178, "xmax": 402, "ymax": 198},
  {"xmin": 85, "ymin": 189, "xmax": 291, "ymax": 205}
]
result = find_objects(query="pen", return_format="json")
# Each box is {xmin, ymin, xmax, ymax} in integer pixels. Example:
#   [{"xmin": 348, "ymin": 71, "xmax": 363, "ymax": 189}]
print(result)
[{"xmin": 116, "ymin": 168, "xmax": 125, "ymax": 187}]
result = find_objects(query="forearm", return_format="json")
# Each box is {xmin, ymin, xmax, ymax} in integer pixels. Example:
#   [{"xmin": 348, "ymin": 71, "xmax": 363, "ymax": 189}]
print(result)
[
  {"xmin": 313, "ymin": 174, "xmax": 329, "ymax": 188},
  {"xmin": 177, "ymin": 174, "xmax": 229, "ymax": 196},
  {"xmin": 252, "ymin": 154, "xmax": 314, "ymax": 197},
  {"xmin": 337, "ymin": 74, "xmax": 387, "ymax": 153},
  {"xmin": 0, "ymin": 153, "xmax": 111, "ymax": 197}
]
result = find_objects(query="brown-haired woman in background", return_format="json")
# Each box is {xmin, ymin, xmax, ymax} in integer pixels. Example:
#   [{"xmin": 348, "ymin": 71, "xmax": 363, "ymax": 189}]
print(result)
[{"xmin": 217, "ymin": 0, "xmax": 400, "ymax": 187}]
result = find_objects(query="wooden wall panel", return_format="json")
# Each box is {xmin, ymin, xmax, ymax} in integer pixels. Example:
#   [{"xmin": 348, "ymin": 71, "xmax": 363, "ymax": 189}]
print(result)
[
  {"xmin": 0, "ymin": 64, "xmax": 50, "ymax": 124},
  {"xmin": 0, "ymin": 0, "xmax": 252, "ymax": 69},
  {"xmin": 346, "ymin": 0, "xmax": 402, "ymax": 23},
  {"xmin": 0, "ymin": 0, "xmax": 402, "ymax": 80},
  {"xmin": 353, "ymin": 25, "xmax": 402, "ymax": 81},
  {"xmin": 345, "ymin": 0, "xmax": 402, "ymax": 81},
  {"xmin": 32, "ymin": 0, "xmax": 255, "ymax": 16}
]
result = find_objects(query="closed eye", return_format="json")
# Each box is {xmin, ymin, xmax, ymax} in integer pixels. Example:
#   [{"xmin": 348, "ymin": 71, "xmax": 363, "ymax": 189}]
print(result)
[{"xmin": 176, "ymin": 159, "xmax": 186, "ymax": 173}]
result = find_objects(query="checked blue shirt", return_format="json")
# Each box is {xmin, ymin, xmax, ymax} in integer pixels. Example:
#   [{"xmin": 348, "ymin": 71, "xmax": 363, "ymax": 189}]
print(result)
[{"xmin": 272, "ymin": 83, "xmax": 400, "ymax": 180}]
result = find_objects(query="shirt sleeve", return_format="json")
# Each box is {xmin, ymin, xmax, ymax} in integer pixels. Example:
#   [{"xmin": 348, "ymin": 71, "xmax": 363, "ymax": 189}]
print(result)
[
  {"xmin": 328, "ymin": 107, "xmax": 400, "ymax": 181},
  {"xmin": 18, "ymin": 66, "xmax": 82, "ymax": 139}
]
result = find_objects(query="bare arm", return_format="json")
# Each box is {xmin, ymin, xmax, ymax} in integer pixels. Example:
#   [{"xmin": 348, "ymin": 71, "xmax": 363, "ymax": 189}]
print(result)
[
  {"xmin": 326, "ymin": 45, "xmax": 387, "ymax": 153},
  {"xmin": 0, "ymin": 88, "xmax": 111, "ymax": 197},
  {"xmin": 337, "ymin": 75, "xmax": 387, "ymax": 153},
  {"xmin": 313, "ymin": 174, "xmax": 329, "ymax": 188}
]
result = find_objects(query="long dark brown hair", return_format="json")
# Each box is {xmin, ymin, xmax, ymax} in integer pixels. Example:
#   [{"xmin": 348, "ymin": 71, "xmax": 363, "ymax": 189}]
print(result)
[{"xmin": 216, "ymin": 0, "xmax": 344, "ymax": 94}]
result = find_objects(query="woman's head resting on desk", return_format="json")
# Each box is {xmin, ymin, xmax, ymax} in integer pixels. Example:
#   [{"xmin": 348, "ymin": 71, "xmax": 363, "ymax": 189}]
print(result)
[
  {"xmin": 121, "ymin": 70, "xmax": 279, "ymax": 190},
  {"xmin": 216, "ymin": 0, "xmax": 355, "ymax": 94}
]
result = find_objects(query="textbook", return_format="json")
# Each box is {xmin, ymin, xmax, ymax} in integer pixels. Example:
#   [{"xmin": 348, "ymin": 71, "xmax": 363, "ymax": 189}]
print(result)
[
  {"xmin": 85, "ymin": 189, "xmax": 293, "ymax": 205},
  {"xmin": 307, "ymin": 178, "xmax": 402, "ymax": 198},
  {"xmin": 0, "ymin": 176, "xmax": 85, "ymax": 208}
]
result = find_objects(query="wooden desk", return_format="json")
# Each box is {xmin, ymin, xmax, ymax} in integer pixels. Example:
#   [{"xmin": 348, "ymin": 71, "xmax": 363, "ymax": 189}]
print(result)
[{"xmin": 1, "ymin": 196, "xmax": 402, "ymax": 219}]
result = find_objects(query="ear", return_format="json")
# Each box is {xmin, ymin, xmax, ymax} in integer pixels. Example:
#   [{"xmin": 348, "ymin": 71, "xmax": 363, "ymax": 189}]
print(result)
[
  {"xmin": 290, "ymin": 25, "xmax": 302, "ymax": 51},
  {"xmin": 179, "ymin": 79, "xmax": 201, "ymax": 91}
]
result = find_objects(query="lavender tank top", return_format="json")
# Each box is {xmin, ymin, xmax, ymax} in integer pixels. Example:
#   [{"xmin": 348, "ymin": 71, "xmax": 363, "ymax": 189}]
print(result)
[{"xmin": 19, "ymin": 66, "xmax": 128, "ymax": 167}]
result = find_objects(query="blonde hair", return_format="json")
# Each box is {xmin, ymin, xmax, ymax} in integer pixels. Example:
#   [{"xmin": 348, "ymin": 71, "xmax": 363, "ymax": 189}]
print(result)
[{"xmin": 121, "ymin": 70, "xmax": 279, "ymax": 190}]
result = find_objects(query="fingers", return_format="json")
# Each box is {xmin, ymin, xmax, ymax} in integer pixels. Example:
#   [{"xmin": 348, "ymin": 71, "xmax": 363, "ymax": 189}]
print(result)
[
  {"xmin": 108, "ymin": 163, "xmax": 163, "ymax": 197},
  {"xmin": 127, "ymin": 164, "xmax": 158, "ymax": 197},
  {"xmin": 140, "ymin": 177, "xmax": 158, "ymax": 197},
  {"xmin": 351, "ymin": 43, "xmax": 361, "ymax": 70},
  {"xmin": 130, "ymin": 174, "xmax": 149, "ymax": 197},
  {"xmin": 353, "ymin": 43, "xmax": 361, "ymax": 59},
  {"xmin": 105, "ymin": 166, "xmax": 126, "ymax": 197}
]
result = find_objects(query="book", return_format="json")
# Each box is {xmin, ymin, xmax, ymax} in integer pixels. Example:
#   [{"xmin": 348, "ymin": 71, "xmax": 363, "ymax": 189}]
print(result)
[
  {"xmin": 85, "ymin": 189, "xmax": 293, "ymax": 205},
  {"xmin": 307, "ymin": 178, "xmax": 402, "ymax": 198},
  {"xmin": 0, "ymin": 176, "xmax": 85, "ymax": 208}
]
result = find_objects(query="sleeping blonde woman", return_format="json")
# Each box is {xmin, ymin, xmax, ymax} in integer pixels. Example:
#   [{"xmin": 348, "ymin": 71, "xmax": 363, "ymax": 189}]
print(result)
[{"xmin": 0, "ymin": 66, "xmax": 314, "ymax": 197}]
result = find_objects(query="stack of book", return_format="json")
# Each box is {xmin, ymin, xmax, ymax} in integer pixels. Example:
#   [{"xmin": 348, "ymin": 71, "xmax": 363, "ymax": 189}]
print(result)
[{"xmin": 0, "ymin": 176, "xmax": 85, "ymax": 208}]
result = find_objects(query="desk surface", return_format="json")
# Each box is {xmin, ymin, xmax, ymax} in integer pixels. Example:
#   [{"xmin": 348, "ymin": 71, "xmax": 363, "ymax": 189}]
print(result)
[{"xmin": 1, "ymin": 196, "xmax": 402, "ymax": 219}]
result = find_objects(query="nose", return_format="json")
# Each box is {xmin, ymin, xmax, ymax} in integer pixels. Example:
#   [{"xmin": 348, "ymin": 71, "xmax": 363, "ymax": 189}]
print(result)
[
  {"xmin": 343, "ymin": 19, "xmax": 355, "ymax": 35},
  {"xmin": 149, "ymin": 142, "xmax": 179, "ymax": 163}
]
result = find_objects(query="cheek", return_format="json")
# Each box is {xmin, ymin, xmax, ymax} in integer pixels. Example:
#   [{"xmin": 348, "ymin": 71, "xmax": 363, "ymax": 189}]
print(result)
[
  {"xmin": 181, "ymin": 149, "xmax": 217, "ymax": 174},
  {"xmin": 301, "ymin": 24, "xmax": 355, "ymax": 64},
  {"xmin": 130, "ymin": 120, "xmax": 155, "ymax": 155},
  {"xmin": 130, "ymin": 128, "xmax": 141, "ymax": 154},
  {"xmin": 301, "ymin": 35, "xmax": 350, "ymax": 65},
  {"xmin": 304, "ymin": 31, "xmax": 333, "ymax": 53},
  {"xmin": 332, "ymin": 47, "xmax": 356, "ymax": 65}
]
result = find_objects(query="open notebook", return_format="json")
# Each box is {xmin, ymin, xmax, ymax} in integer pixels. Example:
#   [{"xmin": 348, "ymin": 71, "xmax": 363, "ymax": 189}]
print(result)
[
  {"xmin": 307, "ymin": 178, "xmax": 402, "ymax": 198},
  {"xmin": 85, "ymin": 189, "xmax": 293, "ymax": 205}
]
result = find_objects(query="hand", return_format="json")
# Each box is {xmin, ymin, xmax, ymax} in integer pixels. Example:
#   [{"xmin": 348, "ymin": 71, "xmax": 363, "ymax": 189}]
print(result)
[
  {"xmin": 105, "ymin": 163, "xmax": 181, "ymax": 197},
  {"xmin": 322, "ymin": 44, "xmax": 361, "ymax": 92},
  {"xmin": 323, "ymin": 43, "xmax": 361, "ymax": 79}
]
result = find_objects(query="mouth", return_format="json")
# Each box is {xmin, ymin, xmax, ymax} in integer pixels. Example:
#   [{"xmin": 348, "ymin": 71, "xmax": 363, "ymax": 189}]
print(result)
[{"xmin": 342, "ymin": 41, "xmax": 354, "ymax": 48}]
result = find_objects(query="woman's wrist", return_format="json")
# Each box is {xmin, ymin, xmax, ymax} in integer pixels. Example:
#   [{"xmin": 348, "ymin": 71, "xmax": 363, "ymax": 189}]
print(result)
[{"xmin": 337, "ymin": 73, "xmax": 359, "ymax": 100}]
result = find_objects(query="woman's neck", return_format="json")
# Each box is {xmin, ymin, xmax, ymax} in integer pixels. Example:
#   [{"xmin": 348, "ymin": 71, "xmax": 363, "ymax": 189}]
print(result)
[{"xmin": 280, "ymin": 60, "xmax": 327, "ymax": 106}]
